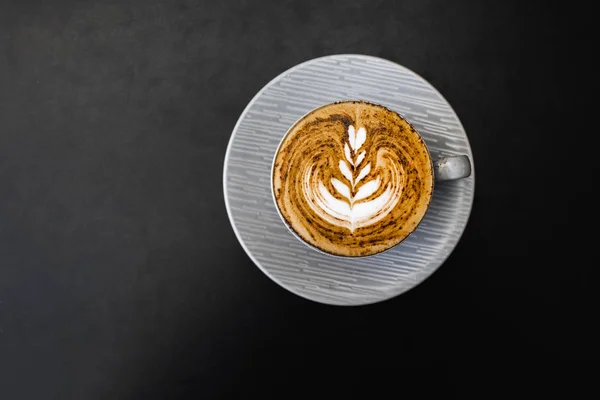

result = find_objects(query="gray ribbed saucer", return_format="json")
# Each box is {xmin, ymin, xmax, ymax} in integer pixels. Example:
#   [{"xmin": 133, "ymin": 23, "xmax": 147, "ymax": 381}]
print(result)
[{"xmin": 223, "ymin": 55, "xmax": 475, "ymax": 305}]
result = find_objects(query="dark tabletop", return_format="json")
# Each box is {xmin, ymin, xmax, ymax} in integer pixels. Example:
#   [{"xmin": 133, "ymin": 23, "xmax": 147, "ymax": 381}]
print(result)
[{"xmin": 0, "ymin": 0, "xmax": 597, "ymax": 398}]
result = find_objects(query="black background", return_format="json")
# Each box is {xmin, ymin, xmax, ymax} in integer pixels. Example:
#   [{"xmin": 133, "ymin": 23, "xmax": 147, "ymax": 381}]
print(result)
[{"xmin": 0, "ymin": 0, "xmax": 597, "ymax": 398}]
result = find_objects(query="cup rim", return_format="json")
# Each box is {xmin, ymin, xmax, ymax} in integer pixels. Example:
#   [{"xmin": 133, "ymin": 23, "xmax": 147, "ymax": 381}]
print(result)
[{"xmin": 270, "ymin": 99, "xmax": 435, "ymax": 258}]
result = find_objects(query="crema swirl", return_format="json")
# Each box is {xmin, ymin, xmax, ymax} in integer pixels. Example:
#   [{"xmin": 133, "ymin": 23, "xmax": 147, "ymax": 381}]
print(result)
[{"xmin": 272, "ymin": 101, "xmax": 433, "ymax": 257}]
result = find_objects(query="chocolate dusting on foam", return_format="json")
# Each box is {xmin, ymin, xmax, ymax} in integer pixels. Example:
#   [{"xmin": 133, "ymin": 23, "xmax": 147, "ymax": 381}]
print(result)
[{"xmin": 273, "ymin": 101, "xmax": 434, "ymax": 257}]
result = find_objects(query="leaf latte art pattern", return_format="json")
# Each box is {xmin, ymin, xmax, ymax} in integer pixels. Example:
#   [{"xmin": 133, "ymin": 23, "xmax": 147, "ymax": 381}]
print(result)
[
  {"xmin": 304, "ymin": 125, "xmax": 404, "ymax": 232},
  {"xmin": 273, "ymin": 101, "xmax": 433, "ymax": 257}
]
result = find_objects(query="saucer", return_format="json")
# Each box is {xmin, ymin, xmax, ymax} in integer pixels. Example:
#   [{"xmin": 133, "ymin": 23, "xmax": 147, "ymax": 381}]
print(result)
[{"xmin": 223, "ymin": 54, "xmax": 475, "ymax": 305}]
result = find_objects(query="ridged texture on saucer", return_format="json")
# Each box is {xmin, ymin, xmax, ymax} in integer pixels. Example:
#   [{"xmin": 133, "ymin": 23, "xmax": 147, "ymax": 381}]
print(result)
[{"xmin": 224, "ymin": 55, "xmax": 474, "ymax": 305}]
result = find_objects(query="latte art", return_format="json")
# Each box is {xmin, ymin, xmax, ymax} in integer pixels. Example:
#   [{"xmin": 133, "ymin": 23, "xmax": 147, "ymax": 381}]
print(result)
[
  {"xmin": 273, "ymin": 101, "xmax": 433, "ymax": 257},
  {"xmin": 304, "ymin": 125, "xmax": 404, "ymax": 232}
]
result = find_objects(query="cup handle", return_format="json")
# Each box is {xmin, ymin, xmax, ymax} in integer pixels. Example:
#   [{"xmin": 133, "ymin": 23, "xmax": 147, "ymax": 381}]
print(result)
[{"xmin": 433, "ymin": 155, "xmax": 472, "ymax": 181}]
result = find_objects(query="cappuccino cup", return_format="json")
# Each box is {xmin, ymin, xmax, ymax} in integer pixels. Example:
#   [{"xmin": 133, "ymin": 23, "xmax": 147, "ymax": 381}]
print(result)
[{"xmin": 272, "ymin": 100, "xmax": 471, "ymax": 257}]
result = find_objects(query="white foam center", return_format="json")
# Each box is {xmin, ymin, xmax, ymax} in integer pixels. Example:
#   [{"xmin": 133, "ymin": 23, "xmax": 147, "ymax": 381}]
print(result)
[{"xmin": 302, "ymin": 125, "xmax": 403, "ymax": 232}]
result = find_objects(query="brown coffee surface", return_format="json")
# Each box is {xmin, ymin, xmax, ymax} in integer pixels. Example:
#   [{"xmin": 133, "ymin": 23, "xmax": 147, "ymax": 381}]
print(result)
[{"xmin": 272, "ymin": 101, "xmax": 433, "ymax": 257}]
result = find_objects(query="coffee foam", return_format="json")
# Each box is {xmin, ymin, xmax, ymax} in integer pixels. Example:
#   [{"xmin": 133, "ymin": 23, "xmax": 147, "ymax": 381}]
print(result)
[
  {"xmin": 303, "ymin": 128, "xmax": 404, "ymax": 232},
  {"xmin": 273, "ymin": 101, "xmax": 433, "ymax": 257}
]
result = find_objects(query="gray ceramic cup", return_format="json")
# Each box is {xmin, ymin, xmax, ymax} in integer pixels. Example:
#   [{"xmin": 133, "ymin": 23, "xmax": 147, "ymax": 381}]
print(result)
[{"xmin": 271, "ymin": 101, "xmax": 472, "ymax": 257}]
